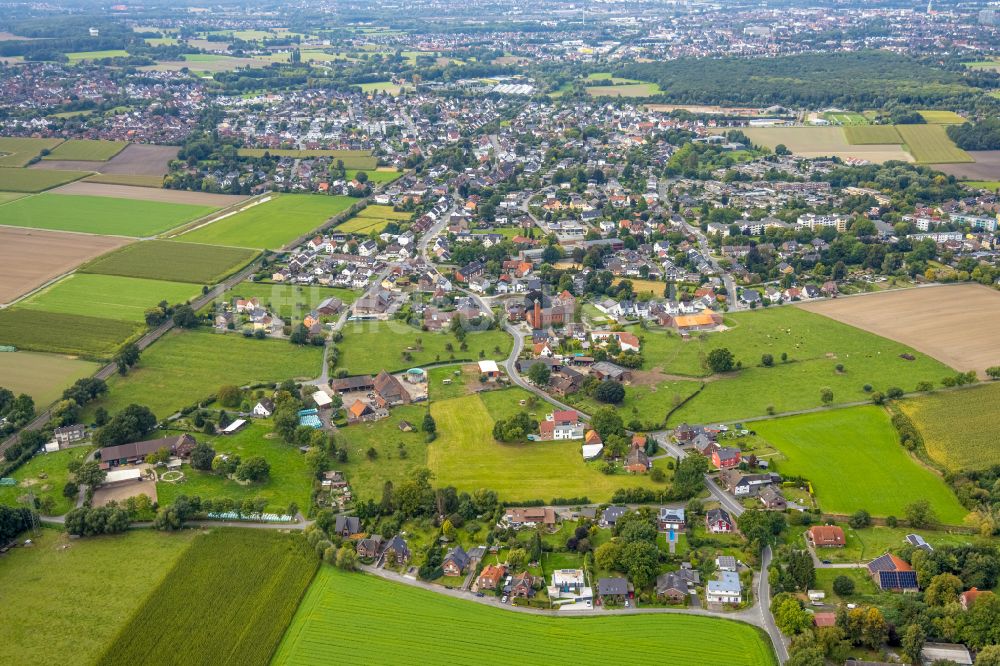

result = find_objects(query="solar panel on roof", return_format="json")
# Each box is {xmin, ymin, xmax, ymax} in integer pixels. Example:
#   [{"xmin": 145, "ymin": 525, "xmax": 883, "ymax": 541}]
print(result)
[{"xmin": 879, "ymin": 570, "xmax": 917, "ymax": 589}]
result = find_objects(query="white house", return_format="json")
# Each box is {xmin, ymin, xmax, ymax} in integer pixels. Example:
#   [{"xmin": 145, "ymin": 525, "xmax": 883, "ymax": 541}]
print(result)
[
  {"xmin": 706, "ymin": 571, "xmax": 742, "ymax": 604},
  {"xmin": 253, "ymin": 399, "xmax": 275, "ymax": 418}
]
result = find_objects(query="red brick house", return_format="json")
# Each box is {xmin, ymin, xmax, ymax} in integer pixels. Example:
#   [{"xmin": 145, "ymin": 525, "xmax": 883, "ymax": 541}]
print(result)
[{"xmin": 711, "ymin": 447, "xmax": 741, "ymax": 470}]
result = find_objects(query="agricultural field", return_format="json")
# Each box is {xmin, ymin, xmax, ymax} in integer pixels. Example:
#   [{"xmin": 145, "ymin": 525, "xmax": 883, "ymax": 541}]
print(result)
[
  {"xmin": 237, "ymin": 148, "xmax": 377, "ymax": 170},
  {"xmin": 80, "ymin": 240, "xmax": 258, "ymax": 284},
  {"xmin": 0, "ymin": 350, "xmax": 100, "ymax": 407},
  {"xmin": 917, "ymin": 110, "xmax": 966, "ymax": 124},
  {"xmin": 0, "ymin": 447, "xmax": 91, "ymax": 515},
  {"xmin": 52, "ymin": 181, "xmax": 246, "ymax": 207},
  {"xmin": 843, "ymin": 125, "xmax": 903, "ymax": 145},
  {"xmin": 0, "ymin": 309, "xmax": 141, "ymax": 358},
  {"xmin": 896, "ymin": 124, "xmax": 973, "ymax": 163},
  {"xmin": 66, "ymin": 49, "xmax": 129, "ymax": 63},
  {"xmin": 18, "ymin": 273, "xmax": 198, "ymax": 323},
  {"xmin": 43, "ymin": 139, "xmax": 126, "ymax": 162},
  {"xmin": 275, "ymin": 567, "xmax": 776, "ymax": 666},
  {"xmin": 754, "ymin": 406, "xmax": 968, "ymax": 524},
  {"xmin": 799, "ymin": 284, "xmax": 1000, "ymax": 377},
  {"xmin": 0, "ymin": 137, "xmax": 64, "ymax": 167},
  {"xmin": 95, "ymin": 143, "xmax": 177, "ymax": 176},
  {"xmin": 0, "ymin": 529, "xmax": 199, "ymax": 666},
  {"xmin": 0, "ymin": 226, "xmax": 130, "ymax": 305},
  {"xmin": 900, "ymin": 382, "xmax": 1000, "ymax": 472},
  {"xmin": 429, "ymin": 390, "xmax": 670, "ymax": 502},
  {"xmin": 0, "ymin": 168, "xmax": 91, "ymax": 192},
  {"xmin": 742, "ymin": 127, "xmax": 913, "ymax": 163},
  {"xmin": 0, "ymin": 191, "xmax": 25, "ymax": 204},
  {"xmin": 336, "ymin": 322, "xmax": 512, "ymax": 375},
  {"xmin": 337, "ymin": 214, "xmax": 393, "ymax": 234},
  {"xmin": 81, "ymin": 330, "xmax": 323, "ymax": 419},
  {"xmin": 179, "ymin": 194, "xmax": 355, "ymax": 249},
  {"xmin": 336, "ymin": 403, "xmax": 430, "ymax": 501},
  {"xmin": 83, "ymin": 173, "xmax": 164, "ymax": 187},
  {"xmin": 211, "ymin": 283, "xmax": 358, "ymax": 321},
  {"xmin": 155, "ymin": 423, "xmax": 313, "ymax": 510},
  {"xmin": 0, "ymin": 193, "xmax": 217, "ymax": 236},
  {"xmin": 357, "ymin": 204, "xmax": 412, "ymax": 220},
  {"xmin": 931, "ymin": 150, "xmax": 1000, "ymax": 180},
  {"xmin": 100, "ymin": 529, "xmax": 317, "ymax": 666}
]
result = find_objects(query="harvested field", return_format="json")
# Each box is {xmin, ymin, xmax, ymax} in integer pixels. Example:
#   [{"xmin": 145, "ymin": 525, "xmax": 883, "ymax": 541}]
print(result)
[
  {"xmin": 99, "ymin": 144, "xmax": 177, "ymax": 175},
  {"xmin": 0, "ymin": 226, "xmax": 131, "ymax": 304},
  {"xmin": 799, "ymin": 284, "xmax": 1000, "ymax": 376},
  {"xmin": 0, "ymin": 168, "xmax": 91, "ymax": 192},
  {"xmin": 43, "ymin": 139, "xmax": 126, "ymax": 161},
  {"xmin": 918, "ymin": 110, "xmax": 966, "ymax": 124},
  {"xmin": 80, "ymin": 240, "xmax": 258, "ymax": 284},
  {"xmin": 50, "ymin": 180, "xmax": 247, "ymax": 207},
  {"xmin": 896, "ymin": 124, "xmax": 972, "ymax": 164},
  {"xmin": 0, "ymin": 137, "xmax": 63, "ymax": 167},
  {"xmin": 930, "ymin": 151, "xmax": 1000, "ymax": 181},
  {"xmin": 742, "ymin": 127, "xmax": 913, "ymax": 163}
]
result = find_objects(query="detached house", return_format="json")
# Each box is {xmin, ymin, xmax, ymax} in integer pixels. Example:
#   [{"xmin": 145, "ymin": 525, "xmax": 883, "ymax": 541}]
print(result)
[
  {"xmin": 706, "ymin": 508, "xmax": 735, "ymax": 534},
  {"xmin": 807, "ymin": 525, "xmax": 846, "ymax": 548},
  {"xmin": 442, "ymin": 546, "xmax": 470, "ymax": 576},
  {"xmin": 477, "ymin": 564, "xmax": 507, "ymax": 591}
]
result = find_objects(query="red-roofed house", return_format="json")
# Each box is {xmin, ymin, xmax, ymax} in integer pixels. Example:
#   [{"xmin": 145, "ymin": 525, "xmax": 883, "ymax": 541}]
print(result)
[
  {"xmin": 806, "ymin": 525, "xmax": 846, "ymax": 548},
  {"xmin": 960, "ymin": 587, "xmax": 985, "ymax": 611}
]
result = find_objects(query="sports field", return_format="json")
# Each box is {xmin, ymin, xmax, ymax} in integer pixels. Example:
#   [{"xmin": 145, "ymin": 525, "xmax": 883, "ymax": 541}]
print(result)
[
  {"xmin": 429, "ymin": 390, "xmax": 667, "ymax": 502},
  {"xmin": 0, "ymin": 168, "xmax": 92, "ymax": 192},
  {"xmin": 275, "ymin": 567, "xmax": 776, "ymax": 666},
  {"xmin": 917, "ymin": 110, "xmax": 966, "ymax": 124},
  {"xmin": 0, "ymin": 137, "xmax": 64, "ymax": 167},
  {"xmin": 43, "ymin": 139, "xmax": 126, "ymax": 161},
  {"xmin": 0, "ymin": 529, "xmax": 199, "ymax": 666},
  {"xmin": 19, "ymin": 273, "xmax": 197, "ymax": 323},
  {"xmin": 823, "ymin": 111, "xmax": 868, "ymax": 126},
  {"xmin": 237, "ymin": 148, "xmax": 377, "ymax": 169},
  {"xmin": 900, "ymin": 383, "xmax": 1000, "ymax": 472},
  {"xmin": 0, "ymin": 350, "xmax": 99, "ymax": 407},
  {"xmin": 180, "ymin": 194, "xmax": 354, "ymax": 249},
  {"xmin": 0, "ymin": 193, "xmax": 217, "ymax": 236},
  {"xmin": 742, "ymin": 127, "xmax": 913, "ymax": 163},
  {"xmin": 586, "ymin": 82, "xmax": 663, "ymax": 97},
  {"xmin": 0, "ymin": 309, "xmax": 141, "ymax": 358},
  {"xmin": 896, "ymin": 124, "xmax": 972, "ymax": 163},
  {"xmin": 336, "ymin": 322, "xmax": 512, "ymax": 375},
  {"xmin": 80, "ymin": 240, "xmax": 258, "ymax": 284},
  {"xmin": 82, "ymin": 329, "xmax": 323, "ymax": 419},
  {"xmin": 844, "ymin": 125, "xmax": 903, "ymax": 145},
  {"xmin": 755, "ymin": 406, "xmax": 967, "ymax": 524},
  {"xmin": 99, "ymin": 530, "xmax": 317, "ymax": 666}
]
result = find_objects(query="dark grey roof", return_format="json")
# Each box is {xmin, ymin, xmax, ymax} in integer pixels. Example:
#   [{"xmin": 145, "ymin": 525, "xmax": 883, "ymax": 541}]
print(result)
[
  {"xmin": 444, "ymin": 545, "xmax": 470, "ymax": 570},
  {"xmin": 602, "ymin": 505, "xmax": 628, "ymax": 524},
  {"xmin": 598, "ymin": 577, "xmax": 628, "ymax": 596},
  {"xmin": 335, "ymin": 515, "xmax": 361, "ymax": 534}
]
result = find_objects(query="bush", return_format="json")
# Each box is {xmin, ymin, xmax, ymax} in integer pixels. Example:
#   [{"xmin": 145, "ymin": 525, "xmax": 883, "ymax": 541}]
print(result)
[
  {"xmin": 848, "ymin": 509, "xmax": 871, "ymax": 529},
  {"xmin": 833, "ymin": 575, "xmax": 855, "ymax": 596},
  {"xmin": 886, "ymin": 386, "xmax": 904, "ymax": 399},
  {"xmin": 886, "ymin": 515, "xmax": 898, "ymax": 527},
  {"xmin": 595, "ymin": 381, "xmax": 625, "ymax": 404}
]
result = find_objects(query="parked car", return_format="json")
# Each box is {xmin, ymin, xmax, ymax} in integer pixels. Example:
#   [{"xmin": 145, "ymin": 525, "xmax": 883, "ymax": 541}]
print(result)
[{"xmin": 501, "ymin": 595, "xmax": 509, "ymax": 604}]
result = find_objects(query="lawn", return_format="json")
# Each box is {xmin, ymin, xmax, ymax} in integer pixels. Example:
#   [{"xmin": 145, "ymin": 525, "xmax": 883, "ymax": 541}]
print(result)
[
  {"xmin": 210, "ymin": 282, "xmax": 358, "ymax": 322},
  {"xmin": 274, "ymin": 567, "xmax": 777, "ymax": 666},
  {"xmin": 896, "ymin": 124, "xmax": 973, "ymax": 164},
  {"xmin": 335, "ymin": 404, "xmax": 430, "ymax": 501},
  {"xmin": 0, "ymin": 137, "xmax": 64, "ymax": 167},
  {"xmin": 237, "ymin": 149, "xmax": 377, "ymax": 170},
  {"xmin": 19, "ymin": 273, "xmax": 198, "ymax": 322},
  {"xmin": 0, "ymin": 309, "xmax": 141, "ymax": 358},
  {"xmin": 917, "ymin": 110, "xmax": 966, "ymax": 124},
  {"xmin": 0, "ymin": 168, "xmax": 92, "ymax": 192},
  {"xmin": 79, "ymin": 239, "xmax": 258, "ymax": 284},
  {"xmin": 428, "ymin": 391, "xmax": 669, "ymax": 502},
  {"xmin": 813, "ymin": 568, "xmax": 881, "ymax": 605},
  {"xmin": 100, "ymin": 529, "xmax": 317, "ymax": 666},
  {"xmin": 336, "ymin": 321, "xmax": 512, "ymax": 375},
  {"xmin": 0, "ymin": 529, "xmax": 199, "ymax": 666},
  {"xmin": 43, "ymin": 139, "xmax": 127, "ymax": 161},
  {"xmin": 0, "ymin": 193, "xmax": 217, "ymax": 236},
  {"xmin": 0, "ymin": 446, "xmax": 91, "ymax": 515},
  {"xmin": 900, "ymin": 383, "xmax": 1000, "ymax": 471},
  {"xmin": 179, "ymin": 194, "xmax": 355, "ymax": 249},
  {"xmin": 844, "ymin": 125, "xmax": 903, "ymax": 145},
  {"xmin": 0, "ymin": 350, "xmax": 100, "ymax": 407},
  {"xmin": 754, "ymin": 406, "xmax": 968, "ymax": 524},
  {"xmin": 155, "ymin": 423, "xmax": 313, "ymax": 511},
  {"xmin": 81, "ymin": 329, "xmax": 323, "ymax": 420}
]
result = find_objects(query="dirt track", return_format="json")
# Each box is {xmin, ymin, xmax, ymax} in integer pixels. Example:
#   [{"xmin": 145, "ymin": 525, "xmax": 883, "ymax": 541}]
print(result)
[
  {"xmin": 51, "ymin": 181, "xmax": 249, "ymax": 207},
  {"xmin": 0, "ymin": 226, "xmax": 131, "ymax": 304},
  {"xmin": 799, "ymin": 284, "xmax": 1000, "ymax": 376}
]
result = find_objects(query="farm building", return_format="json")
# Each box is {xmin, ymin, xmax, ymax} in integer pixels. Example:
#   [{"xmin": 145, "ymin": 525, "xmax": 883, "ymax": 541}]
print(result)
[
  {"xmin": 98, "ymin": 433, "xmax": 196, "ymax": 467},
  {"xmin": 478, "ymin": 360, "xmax": 501, "ymax": 378},
  {"xmin": 867, "ymin": 553, "xmax": 919, "ymax": 592}
]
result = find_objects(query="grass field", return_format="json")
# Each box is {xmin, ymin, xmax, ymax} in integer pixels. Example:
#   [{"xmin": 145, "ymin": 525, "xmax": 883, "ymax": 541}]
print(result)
[
  {"xmin": 613, "ymin": 277, "xmax": 665, "ymax": 295},
  {"xmin": 336, "ymin": 322, "xmax": 512, "ymax": 375},
  {"xmin": 429, "ymin": 390, "xmax": 668, "ymax": 502},
  {"xmin": 214, "ymin": 283, "xmax": 358, "ymax": 321},
  {"xmin": 82, "ymin": 330, "xmax": 323, "ymax": 419},
  {"xmin": 83, "ymin": 173, "xmax": 164, "ymax": 187},
  {"xmin": 565, "ymin": 379, "xmax": 702, "ymax": 428},
  {"xmin": 917, "ymin": 110, "xmax": 966, "ymax": 124},
  {"xmin": 961, "ymin": 180, "xmax": 1000, "ymax": 191},
  {"xmin": 360, "ymin": 81, "xmax": 403, "ymax": 95},
  {"xmin": 347, "ymin": 168, "xmax": 401, "ymax": 184},
  {"xmin": 237, "ymin": 148, "xmax": 377, "ymax": 169},
  {"xmin": 0, "ymin": 137, "xmax": 64, "ymax": 167},
  {"xmin": 0, "ymin": 309, "xmax": 140, "ymax": 358},
  {"xmin": 337, "ymin": 214, "xmax": 393, "ymax": 234},
  {"xmin": 844, "ymin": 125, "xmax": 903, "ymax": 145},
  {"xmin": 900, "ymin": 383, "xmax": 1000, "ymax": 472},
  {"xmin": 0, "ymin": 193, "xmax": 217, "ymax": 236},
  {"xmin": 66, "ymin": 49, "xmax": 129, "ymax": 63},
  {"xmin": 100, "ymin": 529, "xmax": 317, "ymax": 666},
  {"xmin": 0, "ymin": 447, "xmax": 91, "ymax": 515},
  {"xmin": 180, "ymin": 194, "xmax": 354, "ymax": 249},
  {"xmin": 0, "ymin": 350, "xmax": 100, "ymax": 407},
  {"xmin": 80, "ymin": 240, "xmax": 258, "ymax": 284},
  {"xmin": 275, "ymin": 566, "xmax": 776, "ymax": 665},
  {"xmin": 754, "ymin": 407, "xmax": 968, "ymax": 524},
  {"xmin": 896, "ymin": 124, "xmax": 973, "ymax": 163},
  {"xmin": 155, "ymin": 423, "xmax": 313, "ymax": 510},
  {"xmin": 0, "ymin": 529, "xmax": 198, "ymax": 666},
  {"xmin": 586, "ymin": 82, "xmax": 663, "ymax": 97},
  {"xmin": 43, "ymin": 139, "xmax": 127, "ymax": 161},
  {"xmin": 0, "ymin": 168, "xmax": 92, "ymax": 192},
  {"xmin": 19, "ymin": 273, "xmax": 198, "ymax": 322},
  {"xmin": 357, "ymin": 204, "xmax": 411, "ymax": 220}
]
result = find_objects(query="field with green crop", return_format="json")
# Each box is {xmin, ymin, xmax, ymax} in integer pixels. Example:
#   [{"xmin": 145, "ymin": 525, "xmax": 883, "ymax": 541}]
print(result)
[
  {"xmin": 755, "ymin": 406, "xmax": 968, "ymax": 524},
  {"xmin": 213, "ymin": 283, "xmax": 358, "ymax": 321},
  {"xmin": 237, "ymin": 148, "xmax": 377, "ymax": 169},
  {"xmin": 275, "ymin": 567, "xmax": 776, "ymax": 665},
  {"xmin": 0, "ymin": 350, "xmax": 100, "ymax": 407},
  {"xmin": 180, "ymin": 194, "xmax": 354, "ymax": 249},
  {"xmin": 336, "ymin": 322, "xmax": 512, "ymax": 375},
  {"xmin": 0, "ymin": 137, "xmax": 64, "ymax": 167},
  {"xmin": 844, "ymin": 125, "xmax": 903, "ymax": 144},
  {"xmin": 917, "ymin": 110, "xmax": 966, "ymax": 124},
  {"xmin": 637, "ymin": 306, "xmax": 953, "ymax": 424},
  {"xmin": 429, "ymin": 390, "xmax": 669, "ymax": 502},
  {"xmin": 82, "ymin": 329, "xmax": 323, "ymax": 419},
  {"xmin": 66, "ymin": 49, "xmax": 129, "ymax": 63},
  {"xmin": 0, "ymin": 529, "xmax": 199, "ymax": 666},
  {"xmin": 0, "ymin": 309, "xmax": 140, "ymax": 357},
  {"xmin": 100, "ymin": 529, "xmax": 317, "ymax": 666},
  {"xmin": 0, "ymin": 447, "xmax": 91, "ymax": 515},
  {"xmin": 19, "ymin": 273, "xmax": 198, "ymax": 322},
  {"xmin": 900, "ymin": 383, "xmax": 1000, "ymax": 471},
  {"xmin": 80, "ymin": 240, "xmax": 258, "ymax": 284},
  {"xmin": 43, "ymin": 139, "xmax": 127, "ymax": 161},
  {"xmin": 0, "ymin": 193, "xmax": 217, "ymax": 236},
  {"xmin": 896, "ymin": 124, "xmax": 973, "ymax": 163},
  {"xmin": 0, "ymin": 168, "xmax": 91, "ymax": 192}
]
